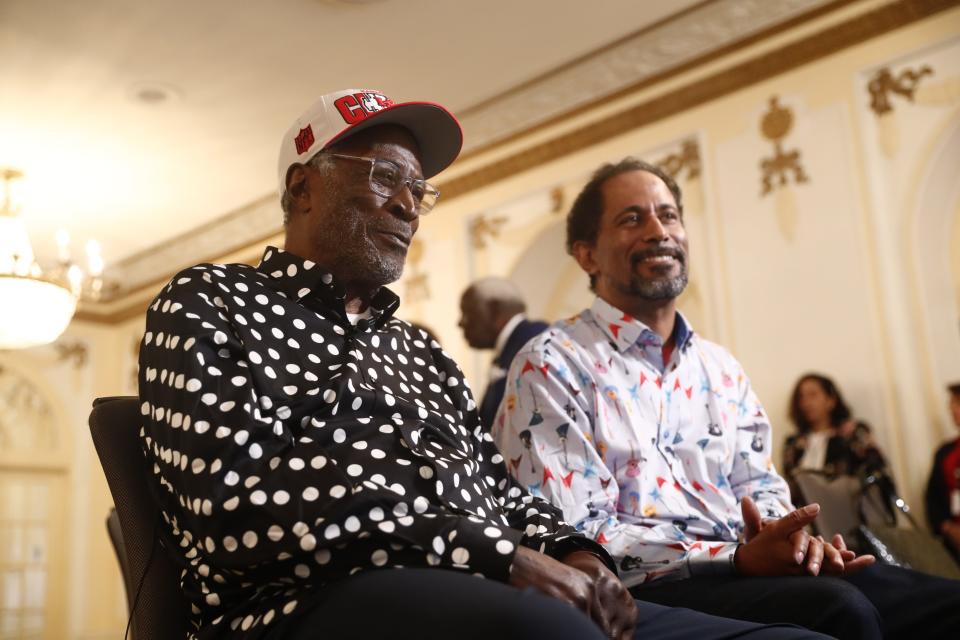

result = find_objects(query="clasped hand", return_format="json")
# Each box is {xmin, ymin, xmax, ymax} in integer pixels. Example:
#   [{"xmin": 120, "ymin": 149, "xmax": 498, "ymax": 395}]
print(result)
[
  {"xmin": 509, "ymin": 546, "xmax": 637, "ymax": 639},
  {"xmin": 734, "ymin": 496, "xmax": 875, "ymax": 577}
]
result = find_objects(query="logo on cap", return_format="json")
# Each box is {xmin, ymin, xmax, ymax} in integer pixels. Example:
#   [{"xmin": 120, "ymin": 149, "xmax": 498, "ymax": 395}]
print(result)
[
  {"xmin": 294, "ymin": 125, "xmax": 315, "ymax": 155},
  {"xmin": 333, "ymin": 92, "xmax": 394, "ymax": 125}
]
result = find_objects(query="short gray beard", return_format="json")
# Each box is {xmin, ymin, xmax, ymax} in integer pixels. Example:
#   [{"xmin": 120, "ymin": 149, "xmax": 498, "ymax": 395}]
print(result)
[
  {"xmin": 628, "ymin": 271, "xmax": 688, "ymax": 300},
  {"xmin": 625, "ymin": 247, "xmax": 689, "ymax": 300},
  {"xmin": 331, "ymin": 202, "xmax": 406, "ymax": 287}
]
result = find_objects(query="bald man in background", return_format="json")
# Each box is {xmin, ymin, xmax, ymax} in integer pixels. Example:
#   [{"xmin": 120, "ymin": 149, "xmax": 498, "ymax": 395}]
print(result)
[{"xmin": 459, "ymin": 278, "xmax": 549, "ymax": 430}]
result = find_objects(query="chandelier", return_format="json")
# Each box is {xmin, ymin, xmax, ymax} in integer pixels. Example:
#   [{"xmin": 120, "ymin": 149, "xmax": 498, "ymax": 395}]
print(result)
[{"xmin": 0, "ymin": 169, "xmax": 102, "ymax": 350}]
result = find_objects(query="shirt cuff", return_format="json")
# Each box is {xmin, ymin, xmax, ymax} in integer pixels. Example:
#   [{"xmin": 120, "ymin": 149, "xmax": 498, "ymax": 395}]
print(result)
[
  {"xmin": 546, "ymin": 535, "xmax": 618, "ymax": 575},
  {"xmin": 687, "ymin": 542, "xmax": 740, "ymax": 576}
]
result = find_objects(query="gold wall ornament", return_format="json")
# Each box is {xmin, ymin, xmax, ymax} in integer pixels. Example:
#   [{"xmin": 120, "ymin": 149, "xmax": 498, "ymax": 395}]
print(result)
[
  {"xmin": 759, "ymin": 96, "xmax": 809, "ymax": 196},
  {"xmin": 53, "ymin": 340, "xmax": 88, "ymax": 370},
  {"xmin": 468, "ymin": 213, "xmax": 508, "ymax": 250},
  {"xmin": 656, "ymin": 138, "xmax": 704, "ymax": 218},
  {"xmin": 656, "ymin": 139, "xmax": 702, "ymax": 181},
  {"xmin": 759, "ymin": 96, "xmax": 808, "ymax": 242},
  {"xmin": 868, "ymin": 65, "xmax": 934, "ymax": 116},
  {"xmin": 403, "ymin": 238, "xmax": 430, "ymax": 303},
  {"xmin": 867, "ymin": 65, "xmax": 934, "ymax": 157}
]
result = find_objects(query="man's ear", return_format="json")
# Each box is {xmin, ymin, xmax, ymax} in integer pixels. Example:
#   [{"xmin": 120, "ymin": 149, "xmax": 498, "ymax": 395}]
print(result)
[
  {"xmin": 572, "ymin": 240, "xmax": 598, "ymax": 280},
  {"xmin": 285, "ymin": 165, "xmax": 311, "ymax": 215}
]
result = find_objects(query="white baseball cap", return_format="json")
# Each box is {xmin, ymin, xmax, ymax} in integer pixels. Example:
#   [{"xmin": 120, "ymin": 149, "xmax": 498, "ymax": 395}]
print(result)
[{"xmin": 277, "ymin": 88, "xmax": 463, "ymax": 196}]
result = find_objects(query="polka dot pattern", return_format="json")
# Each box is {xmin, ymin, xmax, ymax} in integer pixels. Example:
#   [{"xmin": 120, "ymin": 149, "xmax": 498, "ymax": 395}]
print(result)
[{"xmin": 139, "ymin": 247, "xmax": 588, "ymax": 639}]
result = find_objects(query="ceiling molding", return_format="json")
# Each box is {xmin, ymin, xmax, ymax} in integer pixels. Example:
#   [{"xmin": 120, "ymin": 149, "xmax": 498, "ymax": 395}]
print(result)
[
  {"xmin": 106, "ymin": 193, "xmax": 279, "ymax": 296},
  {"xmin": 439, "ymin": 0, "xmax": 958, "ymax": 200},
  {"xmin": 89, "ymin": 0, "xmax": 853, "ymax": 306},
  {"xmin": 79, "ymin": 0, "xmax": 956, "ymax": 323},
  {"xmin": 455, "ymin": 0, "xmax": 861, "ymax": 163},
  {"xmin": 455, "ymin": 0, "xmax": 845, "ymax": 156}
]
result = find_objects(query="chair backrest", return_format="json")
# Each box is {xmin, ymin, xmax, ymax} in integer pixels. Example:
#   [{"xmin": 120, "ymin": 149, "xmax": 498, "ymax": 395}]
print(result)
[
  {"xmin": 89, "ymin": 396, "xmax": 190, "ymax": 640},
  {"xmin": 791, "ymin": 470, "xmax": 862, "ymax": 539},
  {"xmin": 106, "ymin": 507, "xmax": 133, "ymax": 608}
]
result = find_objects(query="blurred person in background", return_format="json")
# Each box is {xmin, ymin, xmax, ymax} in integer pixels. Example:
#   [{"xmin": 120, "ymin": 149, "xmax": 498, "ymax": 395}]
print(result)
[
  {"xmin": 459, "ymin": 277, "xmax": 548, "ymax": 431},
  {"xmin": 926, "ymin": 382, "xmax": 960, "ymax": 563},
  {"xmin": 783, "ymin": 373, "xmax": 892, "ymax": 505}
]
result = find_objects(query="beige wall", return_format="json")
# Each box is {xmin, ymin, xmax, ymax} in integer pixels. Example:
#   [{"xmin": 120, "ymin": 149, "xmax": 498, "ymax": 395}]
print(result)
[
  {"xmin": 1, "ymin": 6, "xmax": 958, "ymax": 638},
  {"xmin": 395, "ymin": 9, "xmax": 960, "ymax": 520}
]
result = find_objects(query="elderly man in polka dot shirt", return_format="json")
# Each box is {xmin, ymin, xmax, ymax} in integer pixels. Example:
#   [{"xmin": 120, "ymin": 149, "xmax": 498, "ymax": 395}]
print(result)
[{"xmin": 138, "ymin": 90, "xmax": 828, "ymax": 640}]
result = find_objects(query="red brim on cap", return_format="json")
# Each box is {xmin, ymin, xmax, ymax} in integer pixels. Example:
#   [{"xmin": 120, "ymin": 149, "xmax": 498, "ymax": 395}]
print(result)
[{"xmin": 322, "ymin": 101, "xmax": 463, "ymax": 179}]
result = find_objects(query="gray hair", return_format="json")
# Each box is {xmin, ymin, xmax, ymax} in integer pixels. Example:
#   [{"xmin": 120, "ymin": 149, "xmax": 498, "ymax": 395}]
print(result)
[
  {"xmin": 281, "ymin": 153, "xmax": 336, "ymax": 224},
  {"xmin": 468, "ymin": 277, "xmax": 526, "ymax": 311}
]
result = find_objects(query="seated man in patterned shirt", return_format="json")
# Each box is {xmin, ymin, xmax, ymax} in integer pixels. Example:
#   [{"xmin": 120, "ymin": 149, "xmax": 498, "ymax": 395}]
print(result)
[
  {"xmin": 494, "ymin": 157, "xmax": 960, "ymax": 639},
  {"xmin": 138, "ymin": 90, "xmax": 830, "ymax": 640}
]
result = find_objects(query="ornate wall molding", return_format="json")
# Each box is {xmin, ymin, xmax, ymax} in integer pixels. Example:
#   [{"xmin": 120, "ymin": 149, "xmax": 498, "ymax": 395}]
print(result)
[
  {"xmin": 759, "ymin": 96, "xmax": 809, "ymax": 195},
  {"xmin": 469, "ymin": 213, "xmax": 509, "ymax": 250},
  {"xmin": 74, "ymin": 0, "xmax": 960, "ymax": 322},
  {"xmin": 440, "ymin": 0, "xmax": 957, "ymax": 201},
  {"xmin": 868, "ymin": 64, "xmax": 935, "ymax": 115},
  {"xmin": 656, "ymin": 139, "xmax": 702, "ymax": 181},
  {"xmin": 457, "ymin": 0, "xmax": 839, "ymax": 155},
  {"xmin": 0, "ymin": 364, "xmax": 58, "ymax": 453},
  {"xmin": 103, "ymin": 194, "xmax": 278, "ymax": 302},
  {"xmin": 53, "ymin": 340, "xmax": 89, "ymax": 371},
  {"xmin": 758, "ymin": 95, "xmax": 809, "ymax": 241}
]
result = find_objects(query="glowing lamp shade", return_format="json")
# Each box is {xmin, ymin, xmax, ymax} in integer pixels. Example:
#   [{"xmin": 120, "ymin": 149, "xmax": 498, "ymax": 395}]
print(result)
[
  {"xmin": 0, "ymin": 274, "xmax": 77, "ymax": 349},
  {"xmin": 0, "ymin": 178, "xmax": 80, "ymax": 350}
]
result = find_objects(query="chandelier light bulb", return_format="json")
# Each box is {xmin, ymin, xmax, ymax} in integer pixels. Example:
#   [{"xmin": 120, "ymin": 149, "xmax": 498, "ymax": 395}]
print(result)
[
  {"xmin": 0, "ymin": 168, "xmax": 102, "ymax": 349},
  {"xmin": 86, "ymin": 239, "xmax": 104, "ymax": 277},
  {"xmin": 56, "ymin": 228, "xmax": 71, "ymax": 263}
]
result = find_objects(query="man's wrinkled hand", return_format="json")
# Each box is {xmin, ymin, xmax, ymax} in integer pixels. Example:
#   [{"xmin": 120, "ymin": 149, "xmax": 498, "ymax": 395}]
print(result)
[
  {"xmin": 509, "ymin": 547, "xmax": 598, "ymax": 619},
  {"xmin": 562, "ymin": 550, "xmax": 638, "ymax": 640},
  {"xmin": 509, "ymin": 546, "xmax": 637, "ymax": 639}
]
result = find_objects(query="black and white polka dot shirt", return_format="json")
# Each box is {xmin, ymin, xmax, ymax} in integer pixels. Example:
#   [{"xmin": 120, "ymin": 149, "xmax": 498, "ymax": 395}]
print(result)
[{"xmin": 138, "ymin": 247, "xmax": 607, "ymax": 638}]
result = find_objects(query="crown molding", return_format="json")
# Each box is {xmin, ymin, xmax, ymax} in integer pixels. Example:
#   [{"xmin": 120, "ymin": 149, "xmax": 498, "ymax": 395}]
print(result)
[
  {"xmin": 455, "ymin": 0, "xmax": 847, "ymax": 157},
  {"xmin": 441, "ymin": 0, "xmax": 959, "ymax": 200},
  {"xmin": 81, "ymin": 0, "xmax": 956, "ymax": 323}
]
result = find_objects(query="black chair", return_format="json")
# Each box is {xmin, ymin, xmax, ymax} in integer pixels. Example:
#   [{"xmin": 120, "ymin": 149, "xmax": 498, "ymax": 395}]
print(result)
[
  {"xmin": 89, "ymin": 396, "xmax": 190, "ymax": 639},
  {"xmin": 105, "ymin": 508, "xmax": 132, "ymax": 608}
]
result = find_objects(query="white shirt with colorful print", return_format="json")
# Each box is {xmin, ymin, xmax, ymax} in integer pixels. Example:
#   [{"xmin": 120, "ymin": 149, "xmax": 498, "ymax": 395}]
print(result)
[{"xmin": 493, "ymin": 296, "xmax": 793, "ymax": 586}]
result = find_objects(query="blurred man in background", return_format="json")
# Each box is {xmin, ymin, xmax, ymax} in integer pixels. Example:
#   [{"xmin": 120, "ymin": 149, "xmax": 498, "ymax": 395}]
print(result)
[{"xmin": 459, "ymin": 277, "xmax": 548, "ymax": 430}]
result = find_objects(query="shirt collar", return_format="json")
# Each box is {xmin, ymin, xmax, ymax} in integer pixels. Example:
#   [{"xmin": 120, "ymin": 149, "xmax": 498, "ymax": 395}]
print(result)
[
  {"xmin": 256, "ymin": 246, "xmax": 400, "ymax": 329},
  {"xmin": 588, "ymin": 296, "xmax": 693, "ymax": 352},
  {"xmin": 494, "ymin": 313, "xmax": 526, "ymax": 356}
]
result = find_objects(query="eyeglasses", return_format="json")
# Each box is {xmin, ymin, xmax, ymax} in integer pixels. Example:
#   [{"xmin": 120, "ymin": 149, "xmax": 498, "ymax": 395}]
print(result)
[{"xmin": 325, "ymin": 153, "xmax": 440, "ymax": 214}]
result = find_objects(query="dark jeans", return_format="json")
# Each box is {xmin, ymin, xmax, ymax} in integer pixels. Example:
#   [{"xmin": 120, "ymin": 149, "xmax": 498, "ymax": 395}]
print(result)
[
  {"xmin": 267, "ymin": 567, "xmax": 829, "ymax": 639},
  {"xmin": 631, "ymin": 563, "xmax": 960, "ymax": 639}
]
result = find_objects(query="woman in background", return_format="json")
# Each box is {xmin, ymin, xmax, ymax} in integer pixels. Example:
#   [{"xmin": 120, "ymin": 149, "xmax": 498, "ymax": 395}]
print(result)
[
  {"xmin": 783, "ymin": 373, "xmax": 889, "ymax": 505},
  {"xmin": 925, "ymin": 383, "xmax": 960, "ymax": 562}
]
